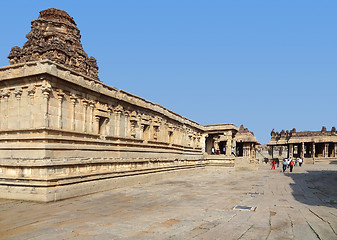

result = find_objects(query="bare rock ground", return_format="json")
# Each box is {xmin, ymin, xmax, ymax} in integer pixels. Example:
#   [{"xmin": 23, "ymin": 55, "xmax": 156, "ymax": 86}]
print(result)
[{"xmin": 1, "ymin": 162, "xmax": 337, "ymax": 239}]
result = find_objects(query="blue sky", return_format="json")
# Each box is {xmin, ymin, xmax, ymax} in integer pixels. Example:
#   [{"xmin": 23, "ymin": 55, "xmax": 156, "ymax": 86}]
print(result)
[{"xmin": 1, "ymin": 1, "xmax": 336, "ymax": 144}]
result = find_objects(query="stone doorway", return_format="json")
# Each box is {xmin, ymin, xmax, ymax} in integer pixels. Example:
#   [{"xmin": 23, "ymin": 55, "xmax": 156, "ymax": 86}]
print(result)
[
  {"xmin": 315, "ymin": 143, "xmax": 324, "ymax": 157},
  {"xmin": 236, "ymin": 142, "xmax": 243, "ymax": 157},
  {"xmin": 219, "ymin": 141, "xmax": 227, "ymax": 155}
]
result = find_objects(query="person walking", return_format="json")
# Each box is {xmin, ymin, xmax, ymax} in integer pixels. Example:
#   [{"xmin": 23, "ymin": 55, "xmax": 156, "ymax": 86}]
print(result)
[
  {"xmin": 271, "ymin": 159, "xmax": 275, "ymax": 170},
  {"xmin": 282, "ymin": 159, "xmax": 287, "ymax": 172},
  {"xmin": 289, "ymin": 159, "xmax": 294, "ymax": 172},
  {"xmin": 299, "ymin": 158, "xmax": 303, "ymax": 167}
]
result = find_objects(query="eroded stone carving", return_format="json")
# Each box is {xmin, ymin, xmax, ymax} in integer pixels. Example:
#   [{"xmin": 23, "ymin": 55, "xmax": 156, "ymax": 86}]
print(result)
[{"xmin": 8, "ymin": 8, "xmax": 99, "ymax": 80}]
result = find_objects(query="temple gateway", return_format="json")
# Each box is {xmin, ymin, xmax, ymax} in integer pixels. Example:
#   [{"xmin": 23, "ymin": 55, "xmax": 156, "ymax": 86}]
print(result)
[
  {"xmin": 267, "ymin": 126, "xmax": 337, "ymax": 163},
  {"xmin": 0, "ymin": 9, "xmax": 259, "ymax": 202}
]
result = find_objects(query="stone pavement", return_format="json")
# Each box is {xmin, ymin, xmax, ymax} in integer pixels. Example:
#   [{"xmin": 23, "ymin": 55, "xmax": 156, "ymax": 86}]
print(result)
[{"xmin": 1, "ymin": 163, "xmax": 337, "ymax": 240}]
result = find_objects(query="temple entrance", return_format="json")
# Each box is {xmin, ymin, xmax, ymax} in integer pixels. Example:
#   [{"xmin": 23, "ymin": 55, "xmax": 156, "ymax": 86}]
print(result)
[
  {"xmin": 304, "ymin": 143, "xmax": 312, "ymax": 158},
  {"xmin": 205, "ymin": 134, "xmax": 215, "ymax": 154},
  {"xmin": 236, "ymin": 142, "xmax": 243, "ymax": 157},
  {"xmin": 329, "ymin": 143, "xmax": 335, "ymax": 157},
  {"xmin": 219, "ymin": 141, "xmax": 227, "ymax": 155},
  {"xmin": 315, "ymin": 143, "xmax": 324, "ymax": 157},
  {"xmin": 293, "ymin": 144, "xmax": 302, "ymax": 158}
]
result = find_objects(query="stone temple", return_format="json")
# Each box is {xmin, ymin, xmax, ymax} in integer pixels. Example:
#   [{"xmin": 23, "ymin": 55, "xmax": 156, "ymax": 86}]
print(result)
[{"xmin": 0, "ymin": 9, "xmax": 259, "ymax": 202}]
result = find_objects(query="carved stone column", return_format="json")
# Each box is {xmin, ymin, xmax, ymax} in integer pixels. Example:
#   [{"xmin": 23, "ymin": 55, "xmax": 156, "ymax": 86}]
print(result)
[
  {"xmin": 41, "ymin": 85, "xmax": 51, "ymax": 128},
  {"xmin": 324, "ymin": 143, "xmax": 329, "ymax": 158},
  {"xmin": 107, "ymin": 108, "xmax": 113, "ymax": 136},
  {"xmin": 288, "ymin": 144, "xmax": 293, "ymax": 158},
  {"xmin": 124, "ymin": 111, "xmax": 130, "ymax": 137},
  {"xmin": 115, "ymin": 110, "xmax": 121, "ymax": 137},
  {"xmin": 95, "ymin": 116, "xmax": 100, "ymax": 134},
  {"xmin": 89, "ymin": 102, "xmax": 95, "ymax": 133},
  {"xmin": 226, "ymin": 137, "xmax": 232, "ymax": 157},
  {"xmin": 82, "ymin": 99, "xmax": 88, "ymax": 132},
  {"xmin": 28, "ymin": 87, "xmax": 36, "ymax": 128},
  {"xmin": 57, "ymin": 91, "xmax": 65, "ymax": 129},
  {"xmin": 301, "ymin": 142, "xmax": 305, "ymax": 159},
  {"xmin": 70, "ymin": 95, "xmax": 77, "ymax": 131},
  {"xmin": 1, "ymin": 91, "xmax": 10, "ymax": 130},
  {"xmin": 335, "ymin": 143, "xmax": 337, "ymax": 158},
  {"xmin": 312, "ymin": 142, "xmax": 315, "ymax": 158},
  {"xmin": 14, "ymin": 89, "xmax": 22, "ymax": 129}
]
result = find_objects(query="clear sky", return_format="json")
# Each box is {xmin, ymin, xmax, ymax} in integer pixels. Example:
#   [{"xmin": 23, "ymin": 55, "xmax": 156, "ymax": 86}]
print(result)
[{"xmin": 1, "ymin": 0, "xmax": 336, "ymax": 144}]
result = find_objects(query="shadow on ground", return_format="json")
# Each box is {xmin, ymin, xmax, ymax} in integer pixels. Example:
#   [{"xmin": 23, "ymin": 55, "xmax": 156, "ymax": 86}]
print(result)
[{"xmin": 285, "ymin": 170, "xmax": 337, "ymax": 208}]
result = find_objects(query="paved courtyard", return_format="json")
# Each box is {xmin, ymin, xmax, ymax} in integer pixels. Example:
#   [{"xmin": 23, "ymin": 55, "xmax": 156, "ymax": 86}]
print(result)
[{"xmin": 1, "ymin": 162, "xmax": 337, "ymax": 240}]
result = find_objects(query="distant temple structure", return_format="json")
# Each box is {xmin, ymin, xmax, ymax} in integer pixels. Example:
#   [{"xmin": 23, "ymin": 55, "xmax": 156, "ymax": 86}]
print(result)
[
  {"xmin": 0, "ymin": 9, "xmax": 258, "ymax": 201},
  {"xmin": 267, "ymin": 126, "xmax": 337, "ymax": 163}
]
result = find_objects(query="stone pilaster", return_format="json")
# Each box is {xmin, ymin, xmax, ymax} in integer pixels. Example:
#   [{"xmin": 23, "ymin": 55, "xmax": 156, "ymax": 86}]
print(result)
[
  {"xmin": 82, "ymin": 99, "xmax": 89, "ymax": 132},
  {"xmin": 27, "ymin": 87, "xmax": 36, "ymax": 128},
  {"xmin": 41, "ymin": 85, "xmax": 51, "ymax": 128},
  {"xmin": 107, "ymin": 108, "xmax": 113, "ymax": 136},
  {"xmin": 89, "ymin": 101, "xmax": 95, "ymax": 133},
  {"xmin": 57, "ymin": 91, "xmax": 65, "ymax": 129},
  {"xmin": 95, "ymin": 116, "xmax": 100, "ymax": 134},
  {"xmin": 1, "ymin": 91, "xmax": 10, "ymax": 130},
  {"xmin": 14, "ymin": 89, "xmax": 22, "ymax": 129},
  {"xmin": 70, "ymin": 95, "xmax": 77, "ymax": 131}
]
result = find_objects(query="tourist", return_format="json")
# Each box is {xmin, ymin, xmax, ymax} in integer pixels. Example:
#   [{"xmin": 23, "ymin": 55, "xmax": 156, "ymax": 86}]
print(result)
[
  {"xmin": 271, "ymin": 159, "xmax": 275, "ymax": 170},
  {"xmin": 231, "ymin": 147, "xmax": 236, "ymax": 157},
  {"xmin": 287, "ymin": 158, "xmax": 292, "ymax": 168},
  {"xmin": 211, "ymin": 147, "xmax": 215, "ymax": 155},
  {"xmin": 282, "ymin": 159, "xmax": 287, "ymax": 172},
  {"xmin": 295, "ymin": 158, "xmax": 298, "ymax": 166},
  {"xmin": 223, "ymin": 146, "xmax": 226, "ymax": 155},
  {"xmin": 289, "ymin": 159, "xmax": 294, "ymax": 172},
  {"xmin": 299, "ymin": 158, "xmax": 303, "ymax": 167},
  {"xmin": 276, "ymin": 158, "xmax": 279, "ymax": 167}
]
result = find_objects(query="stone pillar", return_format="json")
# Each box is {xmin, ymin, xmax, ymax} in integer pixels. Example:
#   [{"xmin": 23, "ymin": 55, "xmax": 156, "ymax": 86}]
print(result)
[
  {"xmin": 57, "ymin": 91, "xmax": 65, "ymax": 129},
  {"xmin": 312, "ymin": 142, "xmax": 315, "ymax": 158},
  {"xmin": 70, "ymin": 95, "xmax": 77, "ymax": 131},
  {"xmin": 14, "ymin": 89, "xmax": 22, "ymax": 129},
  {"xmin": 89, "ymin": 102, "xmax": 95, "ymax": 133},
  {"xmin": 124, "ymin": 111, "xmax": 129, "ymax": 137},
  {"xmin": 82, "ymin": 99, "xmax": 88, "ymax": 132},
  {"xmin": 28, "ymin": 87, "xmax": 35, "ymax": 128},
  {"xmin": 1, "ymin": 91, "xmax": 10, "ymax": 130},
  {"xmin": 115, "ymin": 111, "xmax": 121, "ymax": 137},
  {"xmin": 140, "ymin": 125, "xmax": 144, "ymax": 140},
  {"xmin": 334, "ymin": 143, "xmax": 337, "ymax": 158},
  {"xmin": 289, "ymin": 144, "xmax": 293, "ymax": 158},
  {"xmin": 41, "ymin": 86, "xmax": 51, "ymax": 128},
  {"xmin": 95, "ymin": 116, "xmax": 100, "ymax": 134},
  {"xmin": 301, "ymin": 142, "xmax": 305, "ymax": 159},
  {"xmin": 107, "ymin": 108, "xmax": 113, "ymax": 136},
  {"xmin": 226, "ymin": 138, "xmax": 232, "ymax": 157},
  {"xmin": 324, "ymin": 143, "xmax": 329, "ymax": 158}
]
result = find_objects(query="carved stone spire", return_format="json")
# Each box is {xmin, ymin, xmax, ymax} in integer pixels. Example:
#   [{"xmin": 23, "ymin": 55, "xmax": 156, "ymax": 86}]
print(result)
[{"xmin": 8, "ymin": 8, "xmax": 99, "ymax": 80}]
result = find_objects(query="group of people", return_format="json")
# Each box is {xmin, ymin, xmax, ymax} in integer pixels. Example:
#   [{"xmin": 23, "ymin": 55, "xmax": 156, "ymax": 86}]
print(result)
[{"xmin": 270, "ymin": 157, "xmax": 303, "ymax": 173}]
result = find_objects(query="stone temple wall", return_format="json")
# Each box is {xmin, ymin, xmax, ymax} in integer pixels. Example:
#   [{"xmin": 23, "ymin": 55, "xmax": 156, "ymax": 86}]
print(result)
[
  {"xmin": 0, "ymin": 60, "xmax": 205, "ymax": 201},
  {"xmin": 0, "ymin": 8, "xmax": 258, "ymax": 202}
]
